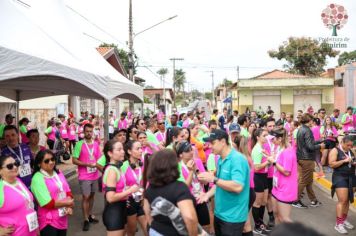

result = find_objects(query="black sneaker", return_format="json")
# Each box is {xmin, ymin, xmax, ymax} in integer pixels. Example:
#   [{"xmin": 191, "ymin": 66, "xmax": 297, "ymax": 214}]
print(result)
[
  {"xmin": 268, "ymin": 217, "xmax": 275, "ymax": 228},
  {"xmin": 253, "ymin": 226, "xmax": 269, "ymax": 236},
  {"xmin": 292, "ymin": 200, "xmax": 308, "ymax": 209},
  {"xmin": 88, "ymin": 215, "xmax": 99, "ymax": 224},
  {"xmin": 310, "ymin": 200, "xmax": 322, "ymax": 207},
  {"xmin": 261, "ymin": 224, "xmax": 272, "ymax": 232},
  {"xmin": 83, "ymin": 220, "xmax": 90, "ymax": 231}
]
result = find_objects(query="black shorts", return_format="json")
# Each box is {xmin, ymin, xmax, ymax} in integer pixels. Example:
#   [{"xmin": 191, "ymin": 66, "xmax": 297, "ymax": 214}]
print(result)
[
  {"xmin": 103, "ymin": 201, "xmax": 127, "ymax": 231},
  {"xmin": 272, "ymin": 193, "xmax": 294, "ymax": 205},
  {"xmin": 249, "ymin": 188, "xmax": 256, "ymax": 210},
  {"xmin": 63, "ymin": 138, "xmax": 69, "ymax": 142},
  {"xmin": 332, "ymin": 174, "xmax": 356, "ymax": 189},
  {"xmin": 267, "ymin": 178, "xmax": 273, "ymax": 193},
  {"xmin": 214, "ymin": 216, "xmax": 245, "ymax": 236},
  {"xmin": 254, "ymin": 173, "xmax": 268, "ymax": 193},
  {"xmin": 127, "ymin": 197, "xmax": 145, "ymax": 217},
  {"xmin": 47, "ymin": 139, "xmax": 55, "ymax": 150},
  {"xmin": 196, "ymin": 203, "xmax": 210, "ymax": 226}
]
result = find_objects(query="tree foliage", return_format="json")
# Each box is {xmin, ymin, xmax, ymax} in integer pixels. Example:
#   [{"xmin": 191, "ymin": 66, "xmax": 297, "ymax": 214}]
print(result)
[
  {"xmin": 157, "ymin": 68, "xmax": 168, "ymax": 77},
  {"xmin": 338, "ymin": 50, "xmax": 356, "ymax": 66},
  {"xmin": 204, "ymin": 92, "xmax": 213, "ymax": 100},
  {"xmin": 221, "ymin": 79, "xmax": 233, "ymax": 87},
  {"xmin": 268, "ymin": 37, "xmax": 339, "ymax": 76},
  {"xmin": 174, "ymin": 69, "xmax": 186, "ymax": 93},
  {"xmin": 99, "ymin": 43, "xmax": 137, "ymax": 74}
]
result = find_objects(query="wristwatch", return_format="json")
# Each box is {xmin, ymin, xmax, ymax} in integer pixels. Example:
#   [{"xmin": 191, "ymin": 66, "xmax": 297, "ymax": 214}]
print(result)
[
  {"xmin": 213, "ymin": 176, "xmax": 219, "ymax": 184},
  {"xmin": 273, "ymin": 162, "xmax": 276, "ymax": 166}
]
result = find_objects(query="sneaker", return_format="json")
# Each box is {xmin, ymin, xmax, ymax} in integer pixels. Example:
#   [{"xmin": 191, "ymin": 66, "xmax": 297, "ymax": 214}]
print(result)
[
  {"xmin": 292, "ymin": 200, "xmax": 308, "ymax": 209},
  {"xmin": 268, "ymin": 217, "xmax": 275, "ymax": 228},
  {"xmin": 344, "ymin": 220, "xmax": 355, "ymax": 230},
  {"xmin": 335, "ymin": 224, "xmax": 348, "ymax": 234},
  {"xmin": 253, "ymin": 226, "xmax": 269, "ymax": 236},
  {"xmin": 261, "ymin": 224, "xmax": 272, "ymax": 232},
  {"xmin": 83, "ymin": 220, "xmax": 90, "ymax": 231},
  {"xmin": 88, "ymin": 215, "xmax": 99, "ymax": 224},
  {"xmin": 310, "ymin": 200, "xmax": 322, "ymax": 207}
]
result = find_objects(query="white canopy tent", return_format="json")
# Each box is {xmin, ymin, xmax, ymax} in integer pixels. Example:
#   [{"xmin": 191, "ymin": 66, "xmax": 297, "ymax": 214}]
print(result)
[{"xmin": 0, "ymin": 0, "xmax": 143, "ymax": 139}]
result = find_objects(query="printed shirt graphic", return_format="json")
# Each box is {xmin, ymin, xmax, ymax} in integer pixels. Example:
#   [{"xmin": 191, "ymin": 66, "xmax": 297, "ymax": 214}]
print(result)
[{"xmin": 73, "ymin": 140, "xmax": 101, "ymax": 180}]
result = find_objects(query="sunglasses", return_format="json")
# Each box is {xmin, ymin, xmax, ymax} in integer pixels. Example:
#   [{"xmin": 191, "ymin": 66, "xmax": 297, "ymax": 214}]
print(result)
[
  {"xmin": 158, "ymin": 122, "xmax": 164, "ymax": 125},
  {"xmin": 43, "ymin": 157, "xmax": 56, "ymax": 164},
  {"xmin": 2, "ymin": 161, "xmax": 20, "ymax": 170}
]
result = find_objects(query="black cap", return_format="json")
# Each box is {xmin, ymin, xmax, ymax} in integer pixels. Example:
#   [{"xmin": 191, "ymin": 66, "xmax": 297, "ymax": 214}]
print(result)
[
  {"xmin": 203, "ymin": 129, "xmax": 229, "ymax": 142},
  {"xmin": 58, "ymin": 114, "xmax": 66, "ymax": 118},
  {"xmin": 5, "ymin": 114, "xmax": 15, "ymax": 119},
  {"xmin": 20, "ymin": 117, "xmax": 30, "ymax": 123}
]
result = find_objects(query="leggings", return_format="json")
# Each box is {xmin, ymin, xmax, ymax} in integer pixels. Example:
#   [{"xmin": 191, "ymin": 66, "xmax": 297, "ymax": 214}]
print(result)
[{"xmin": 40, "ymin": 225, "xmax": 67, "ymax": 236}]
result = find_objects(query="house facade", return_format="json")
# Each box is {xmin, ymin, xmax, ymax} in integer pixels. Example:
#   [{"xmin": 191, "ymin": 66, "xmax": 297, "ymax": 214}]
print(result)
[{"xmin": 143, "ymin": 88, "xmax": 174, "ymax": 115}]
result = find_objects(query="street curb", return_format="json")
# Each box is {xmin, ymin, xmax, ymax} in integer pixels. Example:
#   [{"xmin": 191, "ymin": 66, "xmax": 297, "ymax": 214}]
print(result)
[
  {"xmin": 63, "ymin": 166, "xmax": 77, "ymax": 179},
  {"xmin": 313, "ymin": 173, "xmax": 356, "ymax": 208}
]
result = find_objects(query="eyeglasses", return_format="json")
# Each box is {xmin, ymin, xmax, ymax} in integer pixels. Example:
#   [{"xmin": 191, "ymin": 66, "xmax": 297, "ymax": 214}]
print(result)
[
  {"xmin": 158, "ymin": 122, "xmax": 164, "ymax": 125},
  {"xmin": 43, "ymin": 157, "xmax": 56, "ymax": 164},
  {"xmin": 2, "ymin": 161, "xmax": 20, "ymax": 170}
]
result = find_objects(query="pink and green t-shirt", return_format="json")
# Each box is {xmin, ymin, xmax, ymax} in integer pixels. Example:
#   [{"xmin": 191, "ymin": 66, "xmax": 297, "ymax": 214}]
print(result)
[
  {"xmin": 67, "ymin": 124, "xmax": 77, "ymax": 141},
  {"xmin": 30, "ymin": 171, "xmax": 71, "ymax": 230},
  {"xmin": 123, "ymin": 161, "xmax": 143, "ymax": 187},
  {"xmin": 73, "ymin": 140, "xmax": 101, "ymax": 181},
  {"xmin": 45, "ymin": 126, "xmax": 57, "ymax": 141},
  {"xmin": 59, "ymin": 121, "xmax": 68, "ymax": 139},
  {"xmin": 272, "ymin": 147, "xmax": 298, "ymax": 203},
  {"xmin": 102, "ymin": 165, "xmax": 126, "ymax": 198},
  {"xmin": 252, "ymin": 143, "xmax": 268, "ymax": 174},
  {"xmin": 342, "ymin": 114, "xmax": 354, "ymax": 132},
  {"xmin": 0, "ymin": 178, "xmax": 37, "ymax": 236}
]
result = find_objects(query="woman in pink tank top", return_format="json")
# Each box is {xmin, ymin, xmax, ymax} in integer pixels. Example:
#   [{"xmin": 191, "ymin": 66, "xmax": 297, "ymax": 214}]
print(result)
[{"xmin": 0, "ymin": 156, "xmax": 38, "ymax": 236}]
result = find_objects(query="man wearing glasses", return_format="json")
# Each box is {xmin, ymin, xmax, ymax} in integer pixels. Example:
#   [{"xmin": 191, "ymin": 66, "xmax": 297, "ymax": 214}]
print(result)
[
  {"xmin": 1, "ymin": 125, "xmax": 33, "ymax": 189},
  {"xmin": 318, "ymin": 108, "xmax": 327, "ymax": 126}
]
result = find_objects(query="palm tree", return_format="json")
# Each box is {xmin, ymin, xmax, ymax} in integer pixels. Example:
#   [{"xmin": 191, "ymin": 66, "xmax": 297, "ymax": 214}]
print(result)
[
  {"xmin": 157, "ymin": 68, "xmax": 168, "ymax": 87},
  {"xmin": 174, "ymin": 69, "xmax": 186, "ymax": 93}
]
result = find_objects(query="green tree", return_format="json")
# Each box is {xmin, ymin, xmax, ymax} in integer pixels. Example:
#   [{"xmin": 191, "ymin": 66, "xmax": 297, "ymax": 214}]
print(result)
[
  {"xmin": 221, "ymin": 79, "xmax": 233, "ymax": 87},
  {"xmin": 268, "ymin": 37, "xmax": 339, "ymax": 76},
  {"xmin": 338, "ymin": 50, "xmax": 356, "ymax": 66},
  {"xmin": 99, "ymin": 43, "xmax": 137, "ymax": 74},
  {"xmin": 204, "ymin": 92, "xmax": 213, "ymax": 100},
  {"xmin": 143, "ymin": 96, "xmax": 152, "ymax": 103},
  {"xmin": 157, "ymin": 68, "xmax": 168, "ymax": 87},
  {"xmin": 174, "ymin": 69, "xmax": 186, "ymax": 93}
]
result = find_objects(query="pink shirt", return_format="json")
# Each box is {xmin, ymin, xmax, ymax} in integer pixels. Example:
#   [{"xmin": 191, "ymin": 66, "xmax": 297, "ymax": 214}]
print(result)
[
  {"xmin": 311, "ymin": 125, "xmax": 321, "ymax": 141},
  {"xmin": 155, "ymin": 131, "xmax": 166, "ymax": 143},
  {"xmin": 0, "ymin": 178, "xmax": 37, "ymax": 236},
  {"xmin": 35, "ymin": 172, "xmax": 71, "ymax": 230},
  {"xmin": 67, "ymin": 124, "xmax": 76, "ymax": 141},
  {"xmin": 263, "ymin": 136, "xmax": 275, "ymax": 178},
  {"xmin": 321, "ymin": 126, "xmax": 338, "ymax": 141},
  {"xmin": 343, "ymin": 115, "xmax": 354, "ymax": 132},
  {"xmin": 180, "ymin": 159, "xmax": 206, "ymax": 196},
  {"xmin": 46, "ymin": 126, "xmax": 57, "ymax": 141},
  {"xmin": 118, "ymin": 119, "xmax": 128, "ymax": 130},
  {"xmin": 73, "ymin": 141, "xmax": 101, "ymax": 181},
  {"xmin": 272, "ymin": 147, "xmax": 298, "ymax": 202},
  {"xmin": 59, "ymin": 121, "xmax": 68, "ymax": 139},
  {"xmin": 125, "ymin": 166, "xmax": 143, "ymax": 187},
  {"xmin": 102, "ymin": 166, "xmax": 126, "ymax": 198},
  {"xmin": 78, "ymin": 126, "xmax": 84, "ymax": 139},
  {"xmin": 284, "ymin": 122, "xmax": 292, "ymax": 136}
]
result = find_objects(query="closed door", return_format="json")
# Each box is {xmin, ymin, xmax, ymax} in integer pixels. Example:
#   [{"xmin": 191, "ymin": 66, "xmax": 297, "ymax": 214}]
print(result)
[{"xmin": 294, "ymin": 95, "xmax": 321, "ymax": 115}]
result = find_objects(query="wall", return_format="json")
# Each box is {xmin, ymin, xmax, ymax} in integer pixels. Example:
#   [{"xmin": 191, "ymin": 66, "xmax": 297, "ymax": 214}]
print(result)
[
  {"xmin": 238, "ymin": 90, "xmax": 252, "ymax": 113},
  {"xmin": 334, "ymin": 87, "xmax": 346, "ymax": 112},
  {"xmin": 19, "ymin": 95, "xmax": 68, "ymax": 109}
]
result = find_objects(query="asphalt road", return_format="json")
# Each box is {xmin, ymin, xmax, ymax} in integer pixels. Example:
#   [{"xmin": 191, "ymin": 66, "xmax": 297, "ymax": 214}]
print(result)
[{"xmin": 66, "ymin": 174, "xmax": 356, "ymax": 236}]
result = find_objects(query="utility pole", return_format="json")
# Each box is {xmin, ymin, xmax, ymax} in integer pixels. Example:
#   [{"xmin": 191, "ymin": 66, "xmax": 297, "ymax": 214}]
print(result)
[
  {"xmin": 170, "ymin": 58, "xmax": 184, "ymax": 108},
  {"xmin": 128, "ymin": 0, "xmax": 134, "ymax": 83},
  {"xmin": 236, "ymin": 66, "xmax": 239, "ymax": 112}
]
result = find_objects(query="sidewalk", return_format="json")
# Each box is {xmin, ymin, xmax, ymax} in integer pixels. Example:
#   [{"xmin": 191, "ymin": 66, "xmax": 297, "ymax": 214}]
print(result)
[
  {"xmin": 313, "ymin": 170, "xmax": 356, "ymax": 208},
  {"xmin": 57, "ymin": 157, "xmax": 77, "ymax": 178}
]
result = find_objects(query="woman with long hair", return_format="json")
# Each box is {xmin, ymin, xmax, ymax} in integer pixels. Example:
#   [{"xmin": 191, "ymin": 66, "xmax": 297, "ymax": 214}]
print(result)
[
  {"xmin": 251, "ymin": 128, "xmax": 273, "ymax": 235},
  {"xmin": 67, "ymin": 117, "xmax": 77, "ymax": 154},
  {"xmin": 127, "ymin": 125, "xmax": 138, "ymax": 142},
  {"xmin": 102, "ymin": 139, "xmax": 139, "ymax": 236},
  {"xmin": 124, "ymin": 140, "xmax": 147, "ymax": 236},
  {"xmin": 234, "ymin": 135, "xmax": 256, "ymax": 236},
  {"xmin": 31, "ymin": 150, "xmax": 74, "ymax": 236},
  {"xmin": 165, "ymin": 127, "xmax": 185, "ymax": 149},
  {"xmin": 329, "ymin": 136, "xmax": 356, "ymax": 234},
  {"xmin": 175, "ymin": 141, "xmax": 210, "ymax": 232},
  {"xmin": 143, "ymin": 149, "xmax": 199, "ymax": 235},
  {"xmin": 270, "ymin": 128, "xmax": 298, "ymax": 223},
  {"xmin": 0, "ymin": 155, "xmax": 38, "ymax": 236},
  {"xmin": 320, "ymin": 116, "xmax": 339, "ymax": 168},
  {"xmin": 137, "ymin": 132, "xmax": 158, "ymax": 156}
]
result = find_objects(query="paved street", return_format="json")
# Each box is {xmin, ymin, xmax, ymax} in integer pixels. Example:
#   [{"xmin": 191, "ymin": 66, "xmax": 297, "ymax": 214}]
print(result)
[{"xmin": 67, "ymin": 174, "xmax": 356, "ymax": 236}]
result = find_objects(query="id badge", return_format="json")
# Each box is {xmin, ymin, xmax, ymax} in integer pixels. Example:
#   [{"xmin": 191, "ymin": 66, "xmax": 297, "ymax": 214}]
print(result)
[
  {"xmin": 87, "ymin": 166, "xmax": 97, "ymax": 173},
  {"xmin": 58, "ymin": 207, "xmax": 66, "ymax": 217},
  {"xmin": 70, "ymin": 130, "xmax": 76, "ymax": 135},
  {"xmin": 273, "ymin": 176, "xmax": 278, "ymax": 187},
  {"xmin": 26, "ymin": 211, "xmax": 39, "ymax": 232},
  {"xmin": 62, "ymin": 129, "xmax": 67, "ymax": 134},
  {"xmin": 19, "ymin": 163, "xmax": 31, "ymax": 177},
  {"xmin": 348, "ymin": 126, "xmax": 353, "ymax": 131},
  {"xmin": 58, "ymin": 191, "xmax": 66, "ymax": 200}
]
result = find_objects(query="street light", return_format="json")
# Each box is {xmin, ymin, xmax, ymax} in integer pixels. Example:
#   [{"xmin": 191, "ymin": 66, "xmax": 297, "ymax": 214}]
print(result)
[{"xmin": 128, "ymin": 0, "xmax": 178, "ymax": 82}]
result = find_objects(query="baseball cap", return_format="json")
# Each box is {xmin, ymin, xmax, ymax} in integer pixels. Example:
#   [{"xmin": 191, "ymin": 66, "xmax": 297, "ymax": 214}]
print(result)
[
  {"xmin": 5, "ymin": 114, "xmax": 15, "ymax": 119},
  {"xmin": 58, "ymin": 114, "xmax": 66, "ymax": 118},
  {"xmin": 229, "ymin": 123, "xmax": 241, "ymax": 133},
  {"xmin": 203, "ymin": 129, "xmax": 229, "ymax": 142}
]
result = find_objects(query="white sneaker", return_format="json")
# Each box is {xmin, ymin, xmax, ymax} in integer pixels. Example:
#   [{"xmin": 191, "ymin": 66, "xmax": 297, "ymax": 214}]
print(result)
[
  {"xmin": 344, "ymin": 220, "xmax": 355, "ymax": 230},
  {"xmin": 335, "ymin": 224, "xmax": 348, "ymax": 234}
]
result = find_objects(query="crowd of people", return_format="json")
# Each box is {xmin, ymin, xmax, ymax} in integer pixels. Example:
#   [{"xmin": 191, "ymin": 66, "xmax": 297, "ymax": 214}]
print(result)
[{"xmin": 0, "ymin": 105, "xmax": 355, "ymax": 236}]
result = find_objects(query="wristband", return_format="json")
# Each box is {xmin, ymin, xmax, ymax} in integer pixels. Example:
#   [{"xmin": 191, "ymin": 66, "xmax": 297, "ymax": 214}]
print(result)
[{"xmin": 213, "ymin": 177, "xmax": 219, "ymax": 184}]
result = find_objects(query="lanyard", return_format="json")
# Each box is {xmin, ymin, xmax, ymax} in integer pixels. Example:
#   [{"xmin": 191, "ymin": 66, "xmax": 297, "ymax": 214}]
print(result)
[
  {"xmin": 267, "ymin": 139, "xmax": 275, "ymax": 155},
  {"xmin": 40, "ymin": 169, "xmax": 64, "ymax": 192},
  {"xmin": 130, "ymin": 166, "xmax": 142, "ymax": 185},
  {"xmin": 7, "ymin": 146, "xmax": 24, "ymax": 164},
  {"xmin": 181, "ymin": 161, "xmax": 199, "ymax": 183},
  {"xmin": 84, "ymin": 141, "xmax": 95, "ymax": 160},
  {"xmin": 339, "ymin": 145, "xmax": 352, "ymax": 168},
  {"xmin": 158, "ymin": 132, "xmax": 165, "ymax": 141},
  {"xmin": 3, "ymin": 179, "xmax": 31, "ymax": 203}
]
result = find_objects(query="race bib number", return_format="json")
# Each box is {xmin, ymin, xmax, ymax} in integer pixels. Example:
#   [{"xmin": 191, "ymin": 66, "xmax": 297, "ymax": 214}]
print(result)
[
  {"xmin": 70, "ymin": 130, "xmax": 76, "ymax": 135},
  {"xmin": 109, "ymin": 126, "xmax": 114, "ymax": 133},
  {"xmin": 58, "ymin": 207, "xmax": 66, "ymax": 217},
  {"xmin": 62, "ymin": 129, "xmax": 67, "ymax": 135},
  {"xmin": 192, "ymin": 182, "xmax": 201, "ymax": 197},
  {"xmin": 58, "ymin": 191, "xmax": 66, "ymax": 200},
  {"xmin": 87, "ymin": 167, "xmax": 97, "ymax": 173},
  {"xmin": 273, "ymin": 176, "xmax": 278, "ymax": 187},
  {"xmin": 348, "ymin": 126, "xmax": 354, "ymax": 131},
  {"xmin": 19, "ymin": 163, "xmax": 31, "ymax": 177},
  {"xmin": 26, "ymin": 212, "xmax": 39, "ymax": 232}
]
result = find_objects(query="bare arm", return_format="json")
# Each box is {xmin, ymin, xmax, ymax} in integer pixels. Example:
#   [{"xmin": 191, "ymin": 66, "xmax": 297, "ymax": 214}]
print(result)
[
  {"xmin": 329, "ymin": 148, "xmax": 350, "ymax": 169},
  {"xmin": 254, "ymin": 161, "xmax": 269, "ymax": 171},
  {"xmin": 105, "ymin": 169, "xmax": 138, "ymax": 203},
  {"xmin": 72, "ymin": 157, "xmax": 93, "ymax": 167},
  {"xmin": 275, "ymin": 163, "xmax": 291, "ymax": 176},
  {"xmin": 143, "ymin": 198, "xmax": 153, "ymax": 225},
  {"xmin": 177, "ymin": 199, "xmax": 198, "ymax": 236}
]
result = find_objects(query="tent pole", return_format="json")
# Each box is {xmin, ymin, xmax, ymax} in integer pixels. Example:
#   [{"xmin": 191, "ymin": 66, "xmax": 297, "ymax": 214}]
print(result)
[
  {"xmin": 16, "ymin": 90, "xmax": 20, "ymax": 129},
  {"xmin": 103, "ymin": 99, "xmax": 109, "ymax": 143}
]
